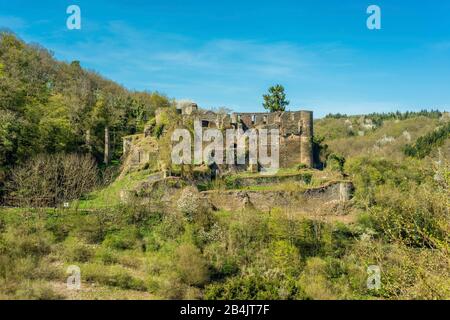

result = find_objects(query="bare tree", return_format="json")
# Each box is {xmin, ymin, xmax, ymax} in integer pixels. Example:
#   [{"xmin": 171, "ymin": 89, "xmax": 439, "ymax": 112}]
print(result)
[{"xmin": 6, "ymin": 153, "xmax": 98, "ymax": 206}]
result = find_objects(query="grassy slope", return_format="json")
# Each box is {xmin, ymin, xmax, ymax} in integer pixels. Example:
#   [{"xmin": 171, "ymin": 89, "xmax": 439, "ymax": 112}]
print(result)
[
  {"xmin": 77, "ymin": 169, "xmax": 155, "ymax": 209},
  {"xmin": 81, "ymin": 115, "xmax": 448, "ymax": 208},
  {"xmin": 1, "ymin": 114, "xmax": 448, "ymax": 300}
]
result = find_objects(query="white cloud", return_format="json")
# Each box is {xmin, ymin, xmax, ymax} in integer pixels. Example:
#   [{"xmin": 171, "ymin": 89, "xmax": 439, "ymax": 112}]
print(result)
[
  {"xmin": 28, "ymin": 20, "xmax": 373, "ymax": 112},
  {"xmin": 0, "ymin": 16, "xmax": 27, "ymax": 30}
]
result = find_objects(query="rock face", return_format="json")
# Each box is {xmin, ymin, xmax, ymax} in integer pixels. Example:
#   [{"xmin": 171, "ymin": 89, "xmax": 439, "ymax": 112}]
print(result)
[{"xmin": 201, "ymin": 181, "xmax": 354, "ymax": 213}]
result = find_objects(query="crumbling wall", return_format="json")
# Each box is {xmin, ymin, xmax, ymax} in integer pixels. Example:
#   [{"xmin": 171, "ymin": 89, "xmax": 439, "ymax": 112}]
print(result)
[
  {"xmin": 201, "ymin": 181, "xmax": 354, "ymax": 213},
  {"xmin": 122, "ymin": 106, "xmax": 315, "ymax": 173}
]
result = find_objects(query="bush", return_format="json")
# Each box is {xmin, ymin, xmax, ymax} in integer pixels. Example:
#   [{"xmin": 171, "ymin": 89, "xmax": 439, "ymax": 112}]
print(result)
[
  {"xmin": 10, "ymin": 281, "xmax": 65, "ymax": 300},
  {"xmin": 81, "ymin": 263, "xmax": 146, "ymax": 291},
  {"xmin": 62, "ymin": 237, "xmax": 93, "ymax": 263},
  {"xmin": 2, "ymin": 223, "xmax": 54, "ymax": 258},
  {"xmin": 175, "ymin": 244, "xmax": 209, "ymax": 286},
  {"xmin": 95, "ymin": 247, "xmax": 119, "ymax": 265},
  {"xmin": 267, "ymin": 240, "xmax": 301, "ymax": 275},
  {"xmin": 6, "ymin": 153, "xmax": 98, "ymax": 206},
  {"xmin": 204, "ymin": 270, "xmax": 304, "ymax": 300},
  {"xmin": 326, "ymin": 153, "xmax": 346, "ymax": 174},
  {"xmin": 369, "ymin": 184, "xmax": 449, "ymax": 249},
  {"xmin": 103, "ymin": 227, "xmax": 140, "ymax": 250},
  {"xmin": 72, "ymin": 210, "xmax": 116, "ymax": 244}
]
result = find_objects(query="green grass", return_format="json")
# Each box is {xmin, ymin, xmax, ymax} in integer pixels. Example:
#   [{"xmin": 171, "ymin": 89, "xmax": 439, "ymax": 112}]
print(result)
[
  {"xmin": 235, "ymin": 182, "xmax": 309, "ymax": 192},
  {"xmin": 77, "ymin": 169, "xmax": 155, "ymax": 209}
]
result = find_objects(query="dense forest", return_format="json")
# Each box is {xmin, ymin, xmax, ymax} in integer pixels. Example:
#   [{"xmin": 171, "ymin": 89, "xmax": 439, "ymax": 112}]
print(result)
[{"xmin": 0, "ymin": 31, "xmax": 171, "ymax": 197}]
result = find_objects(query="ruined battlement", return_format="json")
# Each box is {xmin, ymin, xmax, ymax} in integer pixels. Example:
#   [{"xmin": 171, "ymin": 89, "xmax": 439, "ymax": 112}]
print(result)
[
  {"xmin": 124, "ymin": 102, "xmax": 314, "ymax": 173},
  {"xmin": 173, "ymin": 103, "xmax": 314, "ymax": 168}
]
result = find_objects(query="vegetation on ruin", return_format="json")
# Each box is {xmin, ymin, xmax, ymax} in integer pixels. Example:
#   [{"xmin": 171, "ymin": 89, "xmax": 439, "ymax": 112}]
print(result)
[{"xmin": 0, "ymin": 33, "xmax": 449, "ymax": 300}]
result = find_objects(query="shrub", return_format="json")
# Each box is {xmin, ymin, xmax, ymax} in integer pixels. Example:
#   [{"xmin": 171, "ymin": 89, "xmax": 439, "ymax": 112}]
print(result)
[
  {"xmin": 62, "ymin": 237, "xmax": 93, "ymax": 263},
  {"xmin": 177, "ymin": 187, "xmax": 202, "ymax": 218},
  {"xmin": 369, "ymin": 184, "xmax": 449, "ymax": 249},
  {"xmin": 81, "ymin": 263, "xmax": 146, "ymax": 291},
  {"xmin": 12, "ymin": 281, "xmax": 65, "ymax": 300},
  {"xmin": 326, "ymin": 153, "xmax": 346, "ymax": 174},
  {"xmin": 2, "ymin": 224, "xmax": 54, "ymax": 258},
  {"xmin": 175, "ymin": 244, "xmax": 209, "ymax": 286},
  {"xmin": 103, "ymin": 227, "xmax": 140, "ymax": 250},
  {"xmin": 204, "ymin": 269, "xmax": 304, "ymax": 300},
  {"xmin": 6, "ymin": 153, "xmax": 98, "ymax": 206},
  {"xmin": 95, "ymin": 247, "xmax": 119, "ymax": 265},
  {"xmin": 156, "ymin": 272, "xmax": 189, "ymax": 299},
  {"xmin": 267, "ymin": 240, "xmax": 301, "ymax": 275},
  {"xmin": 72, "ymin": 210, "xmax": 117, "ymax": 244}
]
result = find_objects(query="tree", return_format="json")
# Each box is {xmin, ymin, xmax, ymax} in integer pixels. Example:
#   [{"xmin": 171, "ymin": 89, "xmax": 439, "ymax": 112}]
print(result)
[
  {"xmin": 262, "ymin": 84, "xmax": 289, "ymax": 112},
  {"xmin": 0, "ymin": 32, "xmax": 174, "ymax": 170},
  {"xmin": 7, "ymin": 153, "xmax": 98, "ymax": 206},
  {"xmin": 93, "ymin": 91, "xmax": 125, "ymax": 165}
]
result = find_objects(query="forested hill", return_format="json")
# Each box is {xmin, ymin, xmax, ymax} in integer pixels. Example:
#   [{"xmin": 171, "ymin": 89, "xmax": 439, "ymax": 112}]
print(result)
[{"xmin": 0, "ymin": 31, "xmax": 171, "ymax": 174}]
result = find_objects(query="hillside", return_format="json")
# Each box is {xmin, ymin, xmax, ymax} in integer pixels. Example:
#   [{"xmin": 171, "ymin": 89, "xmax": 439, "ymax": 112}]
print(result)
[
  {"xmin": 0, "ymin": 34, "xmax": 449, "ymax": 300},
  {"xmin": 0, "ymin": 32, "xmax": 171, "ymax": 196},
  {"xmin": 315, "ymin": 112, "xmax": 450, "ymax": 161},
  {"xmin": 1, "ymin": 108, "xmax": 448, "ymax": 299}
]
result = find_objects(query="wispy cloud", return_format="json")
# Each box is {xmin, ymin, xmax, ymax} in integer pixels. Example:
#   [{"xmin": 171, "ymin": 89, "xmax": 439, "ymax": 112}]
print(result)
[
  {"xmin": 46, "ymin": 21, "xmax": 354, "ymax": 86},
  {"xmin": 0, "ymin": 15, "xmax": 27, "ymax": 30},
  {"xmin": 26, "ymin": 20, "xmax": 398, "ymax": 114}
]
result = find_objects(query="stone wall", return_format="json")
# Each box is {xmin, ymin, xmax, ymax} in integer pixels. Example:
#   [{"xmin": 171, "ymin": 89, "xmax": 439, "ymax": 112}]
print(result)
[
  {"xmin": 181, "ymin": 108, "xmax": 314, "ymax": 169},
  {"xmin": 123, "ymin": 105, "xmax": 314, "ymax": 172},
  {"xmin": 201, "ymin": 181, "xmax": 354, "ymax": 213}
]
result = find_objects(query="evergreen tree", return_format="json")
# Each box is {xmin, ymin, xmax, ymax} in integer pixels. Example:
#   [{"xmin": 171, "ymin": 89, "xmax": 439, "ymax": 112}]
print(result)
[{"xmin": 262, "ymin": 84, "xmax": 289, "ymax": 112}]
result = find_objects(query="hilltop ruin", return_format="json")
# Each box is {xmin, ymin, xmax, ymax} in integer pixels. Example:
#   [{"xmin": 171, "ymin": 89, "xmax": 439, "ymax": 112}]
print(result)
[{"xmin": 123, "ymin": 103, "xmax": 314, "ymax": 174}]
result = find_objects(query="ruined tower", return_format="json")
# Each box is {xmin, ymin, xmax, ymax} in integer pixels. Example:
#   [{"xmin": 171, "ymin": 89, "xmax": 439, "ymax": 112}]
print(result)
[{"xmin": 299, "ymin": 111, "xmax": 313, "ymax": 167}]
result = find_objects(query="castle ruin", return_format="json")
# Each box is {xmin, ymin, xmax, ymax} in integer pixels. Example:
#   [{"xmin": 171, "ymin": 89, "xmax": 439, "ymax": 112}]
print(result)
[{"xmin": 123, "ymin": 103, "xmax": 314, "ymax": 173}]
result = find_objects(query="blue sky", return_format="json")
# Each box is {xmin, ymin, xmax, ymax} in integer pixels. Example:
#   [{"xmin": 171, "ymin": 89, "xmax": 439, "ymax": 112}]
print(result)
[{"xmin": 1, "ymin": 0, "xmax": 450, "ymax": 117}]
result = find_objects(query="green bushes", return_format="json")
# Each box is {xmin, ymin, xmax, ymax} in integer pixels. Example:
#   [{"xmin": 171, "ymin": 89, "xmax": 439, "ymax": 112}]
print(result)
[
  {"xmin": 6, "ymin": 281, "xmax": 64, "ymax": 300},
  {"xmin": 345, "ymin": 156, "xmax": 427, "ymax": 206},
  {"xmin": 80, "ymin": 263, "xmax": 146, "ymax": 291},
  {"xmin": 0, "ymin": 157, "xmax": 448, "ymax": 300},
  {"xmin": 204, "ymin": 270, "xmax": 304, "ymax": 300},
  {"xmin": 404, "ymin": 121, "xmax": 450, "ymax": 158},
  {"xmin": 366, "ymin": 184, "xmax": 449, "ymax": 249},
  {"xmin": 174, "ymin": 244, "xmax": 209, "ymax": 286},
  {"xmin": 62, "ymin": 237, "xmax": 93, "ymax": 263},
  {"xmin": 326, "ymin": 153, "xmax": 346, "ymax": 174},
  {"xmin": 103, "ymin": 227, "xmax": 140, "ymax": 250},
  {"xmin": 2, "ymin": 222, "xmax": 54, "ymax": 258}
]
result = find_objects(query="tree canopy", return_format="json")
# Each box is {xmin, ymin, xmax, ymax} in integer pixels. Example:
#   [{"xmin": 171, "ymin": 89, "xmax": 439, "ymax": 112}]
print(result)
[
  {"xmin": 0, "ymin": 32, "xmax": 172, "ymax": 169},
  {"xmin": 262, "ymin": 84, "xmax": 289, "ymax": 112}
]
